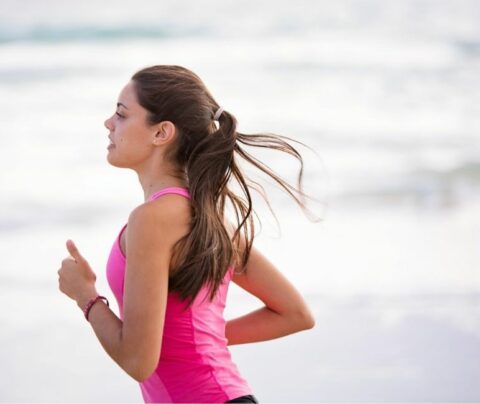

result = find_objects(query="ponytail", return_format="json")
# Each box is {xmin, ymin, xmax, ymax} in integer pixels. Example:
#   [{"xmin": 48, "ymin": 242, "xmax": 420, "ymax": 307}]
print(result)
[{"xmin": 131, "ymin": 65, "xmax": 322, "ymax": 310}]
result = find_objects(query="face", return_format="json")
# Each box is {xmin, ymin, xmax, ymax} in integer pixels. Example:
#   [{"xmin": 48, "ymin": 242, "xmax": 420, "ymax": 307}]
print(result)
[{"xmin": 104, "ymin": 80, "xmax": 164, "ymax": 169}]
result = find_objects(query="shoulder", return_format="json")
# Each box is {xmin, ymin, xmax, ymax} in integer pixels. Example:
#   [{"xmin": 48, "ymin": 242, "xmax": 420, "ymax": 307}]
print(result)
[{"xmin": 127, "ymin": 195, "xmax": 191, "ymax": 244}]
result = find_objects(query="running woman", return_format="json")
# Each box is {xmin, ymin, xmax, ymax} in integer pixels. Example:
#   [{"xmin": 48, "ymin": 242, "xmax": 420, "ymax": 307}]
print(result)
[{"xmin": 57, "ymin": 65, "xmax": 316, "ymax": 403}]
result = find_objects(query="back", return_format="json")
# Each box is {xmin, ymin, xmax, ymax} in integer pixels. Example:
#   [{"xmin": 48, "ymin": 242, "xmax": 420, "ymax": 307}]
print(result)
[{"xmin": 106, "ymin": 186, "xmax": 254, "ymax": 403}]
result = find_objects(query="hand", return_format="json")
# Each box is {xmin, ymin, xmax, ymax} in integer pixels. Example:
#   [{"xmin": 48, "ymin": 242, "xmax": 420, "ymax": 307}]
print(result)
[{"xmin": 57, "ymin": 239, "xmax": 98, "ymax": 305}]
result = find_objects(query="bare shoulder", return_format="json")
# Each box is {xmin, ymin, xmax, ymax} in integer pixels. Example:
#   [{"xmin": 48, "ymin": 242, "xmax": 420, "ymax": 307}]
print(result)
[
  {"xmin": 129, "ymin": 194, "xmax": 191, "ymax": 233},
  {"xmin": 125, "ymin": 194, "xmax": 192, "ymax": 261}
]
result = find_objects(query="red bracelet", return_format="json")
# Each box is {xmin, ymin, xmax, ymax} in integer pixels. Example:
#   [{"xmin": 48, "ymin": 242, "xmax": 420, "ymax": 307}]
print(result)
[{"xmin": 83, "ymin": 295, "xmax": 109, "ymax": 321}]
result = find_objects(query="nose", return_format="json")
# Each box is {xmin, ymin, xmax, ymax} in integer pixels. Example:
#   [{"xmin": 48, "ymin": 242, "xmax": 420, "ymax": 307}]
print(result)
[{"xmin": 104, "ymin": 116, "xmax": 113, "ymax": 131}]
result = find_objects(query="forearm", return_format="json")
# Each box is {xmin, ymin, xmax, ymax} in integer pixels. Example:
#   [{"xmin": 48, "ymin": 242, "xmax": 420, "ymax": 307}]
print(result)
[
  {"xmin": 76, "ymin": 294, "xmax": 130, "ymax": 377},
  {"xmin": 225, "ymin": 305, "xmax": 313, "ymax": 346}
]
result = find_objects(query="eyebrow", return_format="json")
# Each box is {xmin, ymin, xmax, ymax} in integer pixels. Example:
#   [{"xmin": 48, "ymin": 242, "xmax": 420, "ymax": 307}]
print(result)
[{"xmin": 117, "ymin": 102, "xmax": 129, "ymax": 109}]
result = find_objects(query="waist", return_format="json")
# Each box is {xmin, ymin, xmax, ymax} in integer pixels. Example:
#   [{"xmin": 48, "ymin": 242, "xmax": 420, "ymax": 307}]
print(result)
[{"xmin": 142, "ymin": 356, "xmax": 253, "ymax": 403}]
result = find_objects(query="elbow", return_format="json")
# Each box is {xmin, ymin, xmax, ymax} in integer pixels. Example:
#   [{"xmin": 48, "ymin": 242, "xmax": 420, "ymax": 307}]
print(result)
[
  {"xmin": 133, "ymin": 367, "xmax": 155, "ymax": 383},
  {"xmin": 297, "ymin": 309, "xmax": 316, "ymax": 330},
  {"xmin": 126, "ymin": 356, "xmax": 158, "ymax": 383},
  {"xmin": 304, "ymin": 313, "xmax": 316, "ymax": 329},
  {"xmin": 278, "ymin": 306, "xmax": 316, "ymax": 331},
  {"xmin": 130, "ymin": 365, "xmax": 156, "ymax": 383},
  {"xmin": 122, "ymin": 339, "xmax": 163, "ymax": 383}
]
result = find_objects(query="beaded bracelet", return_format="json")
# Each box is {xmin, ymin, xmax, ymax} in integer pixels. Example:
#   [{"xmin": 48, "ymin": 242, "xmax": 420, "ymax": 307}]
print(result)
[{"xmin": 83, "ymin": 295, "xmax": 109, "ymax": 321}]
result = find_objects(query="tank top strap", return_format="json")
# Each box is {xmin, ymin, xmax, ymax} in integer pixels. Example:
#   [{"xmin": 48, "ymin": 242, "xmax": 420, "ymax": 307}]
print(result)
[{"xmin": 148, "ymin": 186, "xmax": 191, "ymax": 202}]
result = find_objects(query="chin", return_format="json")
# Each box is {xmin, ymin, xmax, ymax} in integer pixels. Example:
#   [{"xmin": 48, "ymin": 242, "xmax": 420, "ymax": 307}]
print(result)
[
  {"xmin": 106, "ymin": 150, "xmax": 136, "ymax": 170},
  {"xmin": 106, "ymin": 150, "xmax": 123, "ymax": 168}
]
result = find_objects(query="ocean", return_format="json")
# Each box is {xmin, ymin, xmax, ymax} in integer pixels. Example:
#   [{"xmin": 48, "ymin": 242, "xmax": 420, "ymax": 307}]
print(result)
[{"xmin": 0, "ymin": 0, "xmax": 479, "ymax": 401}]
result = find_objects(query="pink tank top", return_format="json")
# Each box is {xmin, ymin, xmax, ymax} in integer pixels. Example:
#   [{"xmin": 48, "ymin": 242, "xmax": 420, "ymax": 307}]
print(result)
[{"xmin": 106, "ymin": 186, "xmax": 254, "ymax": 403}]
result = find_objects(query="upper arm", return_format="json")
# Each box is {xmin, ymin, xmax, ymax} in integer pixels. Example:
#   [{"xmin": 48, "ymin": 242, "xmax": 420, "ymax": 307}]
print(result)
[
  {"xmin": 121, "ymin": 200, "xmax": 188, "ymax": 381},
  {"xmin": 225, "ymin": 219, "xmax": 315, "ymax": 325}
]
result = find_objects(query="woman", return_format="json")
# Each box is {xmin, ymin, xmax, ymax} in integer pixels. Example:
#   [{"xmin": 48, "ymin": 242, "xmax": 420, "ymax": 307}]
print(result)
[{"xmin": 57, "ymin": 65, "xmax": 316, "ymax": 403}]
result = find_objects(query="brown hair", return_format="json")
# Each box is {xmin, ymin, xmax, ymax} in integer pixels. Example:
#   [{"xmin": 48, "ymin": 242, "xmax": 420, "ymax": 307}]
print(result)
[{"xmin": 131, "ymin": 65, "xmax": 321, "ymax": 310}]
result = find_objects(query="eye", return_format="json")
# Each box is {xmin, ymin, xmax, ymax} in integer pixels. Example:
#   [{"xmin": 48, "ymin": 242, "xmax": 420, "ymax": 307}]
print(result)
[{"xmin": 115, "ymin": 112, "xmax": 124, "ymax": 119}]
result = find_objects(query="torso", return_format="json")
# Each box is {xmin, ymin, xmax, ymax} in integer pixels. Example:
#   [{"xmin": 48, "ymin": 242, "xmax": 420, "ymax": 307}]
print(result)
[{"xmin": 106, "ymin": 186, "xmax": 254, "ymax": 402}]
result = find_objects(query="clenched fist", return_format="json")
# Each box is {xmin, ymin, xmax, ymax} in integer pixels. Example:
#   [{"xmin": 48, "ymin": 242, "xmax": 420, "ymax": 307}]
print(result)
[{"xmin": 58, "ymin": 239, "xmax": 98, "ymax": 304}]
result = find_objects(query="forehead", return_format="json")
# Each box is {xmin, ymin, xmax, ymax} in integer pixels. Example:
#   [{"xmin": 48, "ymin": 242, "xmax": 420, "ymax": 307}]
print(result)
[{"xmin": 117, "ymin": 80, "xmax": 137, "ymax": 106}]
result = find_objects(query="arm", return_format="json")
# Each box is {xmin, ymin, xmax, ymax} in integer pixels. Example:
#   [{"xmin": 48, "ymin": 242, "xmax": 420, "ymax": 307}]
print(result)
[
  {"xmin": 224, "ymin": 221, "xmax": 315, "ymax": 346},
  {"xmin": 78, "ymin": 199, "xmax": 188, "ymax": 382}
]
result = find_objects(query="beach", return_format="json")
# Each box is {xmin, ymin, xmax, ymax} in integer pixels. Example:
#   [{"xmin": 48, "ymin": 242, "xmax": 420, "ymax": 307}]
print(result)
[{"xmin": 1, "ymin": 0, "xmax": 479, "ymax": 401}]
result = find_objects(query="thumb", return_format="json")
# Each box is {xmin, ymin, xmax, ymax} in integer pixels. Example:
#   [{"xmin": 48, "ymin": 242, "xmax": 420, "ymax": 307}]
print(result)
[{"xmin": 66, "ymin": 239, "xmax": 84, "ymax": 263}]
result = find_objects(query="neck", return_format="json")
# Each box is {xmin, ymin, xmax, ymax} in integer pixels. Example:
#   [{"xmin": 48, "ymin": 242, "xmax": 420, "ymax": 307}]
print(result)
[
  {"xmin": 132, "ymin": 150, "xmax": 188, "ymax": 202},
  {"xmin": 136, "ymin": 166, "xmax": 188, "ymax": 203},
  {"xmin": 141, "ymin": 179, "xmax": 188, "ymax": 202}
]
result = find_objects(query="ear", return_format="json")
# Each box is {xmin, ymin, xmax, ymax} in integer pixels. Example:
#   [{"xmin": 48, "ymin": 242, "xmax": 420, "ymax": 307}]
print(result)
[{"xmin": 153, "ymin": 121, "xmax": 176, "ymax": 145}]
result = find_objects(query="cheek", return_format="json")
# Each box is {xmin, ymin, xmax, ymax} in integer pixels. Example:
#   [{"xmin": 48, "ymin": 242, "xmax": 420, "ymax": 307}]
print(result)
[
  {"xmin": 113, "ymin": 121, "xmax": 130, "ymax": 143},
  {"xmin": 113, "ymin": 128, "xmax": 151, "ymax": 159},
  {"xmin": 116, "ymin": 119, "xmax": 136, "ymax": 138}
]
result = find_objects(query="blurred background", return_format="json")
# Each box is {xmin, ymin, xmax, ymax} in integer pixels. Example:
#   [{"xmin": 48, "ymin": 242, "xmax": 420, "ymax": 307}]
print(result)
[{"xmin": 0, "ymin": 0, "xmax": 479, "ymax": 402}]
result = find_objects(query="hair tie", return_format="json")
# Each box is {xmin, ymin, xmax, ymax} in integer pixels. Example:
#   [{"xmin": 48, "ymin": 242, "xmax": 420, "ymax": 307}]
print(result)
[{"xmin": 213, "ymin": 106, "xmax": 224, "ymax": 121}]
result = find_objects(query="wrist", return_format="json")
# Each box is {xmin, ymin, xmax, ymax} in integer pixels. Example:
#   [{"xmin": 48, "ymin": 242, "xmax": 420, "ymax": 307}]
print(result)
[{"xmin": 76, "ymin": 289, "xmax": 99, "ymax": 311}]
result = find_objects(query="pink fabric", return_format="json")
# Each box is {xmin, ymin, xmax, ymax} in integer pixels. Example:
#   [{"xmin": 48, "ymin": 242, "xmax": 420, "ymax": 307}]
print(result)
[{"xmin": 106, "ymin": 187, "xmax": 253, "ymax": 403}]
